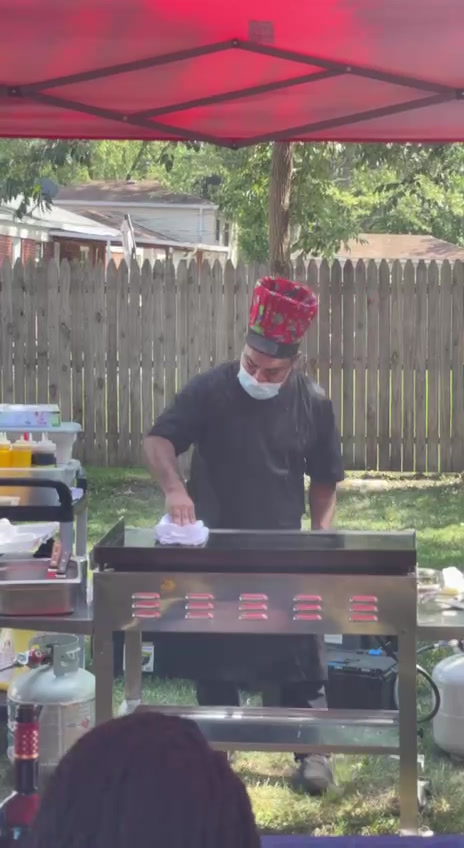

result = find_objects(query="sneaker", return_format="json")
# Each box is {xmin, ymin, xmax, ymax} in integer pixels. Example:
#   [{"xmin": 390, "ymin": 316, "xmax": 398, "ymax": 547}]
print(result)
[{"xmin": 294, "ymin": 754, "xmax": 334, "ymax": 795}]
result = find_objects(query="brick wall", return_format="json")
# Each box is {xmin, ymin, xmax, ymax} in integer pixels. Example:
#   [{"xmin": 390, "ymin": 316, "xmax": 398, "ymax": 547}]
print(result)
[
  {"xmin": 0, "ymin": 234, "xmax": 12, "ymax": 261},
  {"xmin": 21, "ymin": 239, "xmax": 37, "ymax": 263},
  {"xmin": 43, "ymin": 242, "xmax": 55, "ymax": 261},
  {"xmin": 0, "ymin": 236, "xmax": 106, "ymax": 265}
]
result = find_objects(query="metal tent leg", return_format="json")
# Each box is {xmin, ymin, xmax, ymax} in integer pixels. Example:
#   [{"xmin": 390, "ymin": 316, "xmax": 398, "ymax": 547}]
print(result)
[{"xmin": 397, "ymin": 631, "xmax": 418, "ymax": 834}]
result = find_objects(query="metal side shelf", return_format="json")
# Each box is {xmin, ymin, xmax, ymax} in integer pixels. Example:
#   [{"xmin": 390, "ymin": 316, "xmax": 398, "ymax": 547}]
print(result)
[
  {"xmin": 417, "ymin": 605, "xmax": 464, "ymax": 641},
  {"xmin": 0, "ymin": 601, "xmax": 94, "ymax": 636}
]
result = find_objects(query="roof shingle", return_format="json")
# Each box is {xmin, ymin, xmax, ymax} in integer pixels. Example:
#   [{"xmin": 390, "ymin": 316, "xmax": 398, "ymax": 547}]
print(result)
[{"xmin": 56, "ymin": 180, "xmax": 214, "ymax": 207}]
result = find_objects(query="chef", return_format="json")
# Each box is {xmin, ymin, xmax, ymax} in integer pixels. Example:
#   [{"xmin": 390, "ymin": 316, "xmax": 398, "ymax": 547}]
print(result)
[{"xmin": 144, "ymin": 276, "xmax": 344, "ymax": 793}]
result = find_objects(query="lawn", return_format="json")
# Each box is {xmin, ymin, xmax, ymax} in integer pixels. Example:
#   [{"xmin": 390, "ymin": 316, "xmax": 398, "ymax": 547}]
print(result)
[
  {"xmin": 4, "ymin": 470, "xmax": 464, "ymax": 836},
  {"xmin": 83, "ymin": 469, "xmax": 464, "ymax": 836}
]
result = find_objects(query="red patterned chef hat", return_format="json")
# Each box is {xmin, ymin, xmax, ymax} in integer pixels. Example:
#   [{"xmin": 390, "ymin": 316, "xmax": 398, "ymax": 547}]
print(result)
[{"xmin": 247, "ymin": 277, "xmax": 318, "ymax": 358}]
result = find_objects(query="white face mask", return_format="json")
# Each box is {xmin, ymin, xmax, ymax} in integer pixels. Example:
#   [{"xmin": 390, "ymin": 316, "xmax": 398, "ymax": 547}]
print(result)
[{"xmin": 237, "ymin": 364, "xmax": 283, "ymax": 400}]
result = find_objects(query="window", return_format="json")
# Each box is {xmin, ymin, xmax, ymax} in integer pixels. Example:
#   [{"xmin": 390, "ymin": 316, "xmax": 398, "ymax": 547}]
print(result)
[
  {"xmin": 80, "ymin": 246, "xmax": 90, "ymax": 261},
  {"xmin": 35, "ymin": 243, "xmax": 43, "ymax": 262},
  {"xmin": 215, "ymin": 217, "xmax": 221, "ymax": 243},
  {"xmin": 223, "ymin": 222, "xmax": 230, "ymax": 247}
]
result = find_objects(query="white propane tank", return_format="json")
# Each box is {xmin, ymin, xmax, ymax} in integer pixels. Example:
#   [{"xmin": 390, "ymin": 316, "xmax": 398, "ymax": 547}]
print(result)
[
  {"xmin": 432, "ymin": 651, "xmax": 464, "ymax": 758},
  {"xmin": 7, "ymin": 634, "xmax": 95, "ymax": 787}
]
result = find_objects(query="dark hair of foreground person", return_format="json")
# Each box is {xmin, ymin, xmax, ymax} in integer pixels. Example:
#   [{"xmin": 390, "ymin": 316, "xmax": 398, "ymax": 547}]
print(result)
[{"xmin": 26, "ymin": 711, "xmax": 260, "ymax": 848}]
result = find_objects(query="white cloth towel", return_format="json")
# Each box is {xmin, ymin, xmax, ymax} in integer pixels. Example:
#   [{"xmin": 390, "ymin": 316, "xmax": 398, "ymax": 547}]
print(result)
[{"xmin": 154, "ymin": 514, "xmax": 209, "ymax": 547}]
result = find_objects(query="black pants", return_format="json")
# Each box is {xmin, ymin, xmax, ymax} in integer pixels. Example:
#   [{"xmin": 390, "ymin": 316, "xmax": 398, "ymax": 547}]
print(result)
[{"xmin": 196, "ymin": 680, "xmax": 327, "ymax": 762}]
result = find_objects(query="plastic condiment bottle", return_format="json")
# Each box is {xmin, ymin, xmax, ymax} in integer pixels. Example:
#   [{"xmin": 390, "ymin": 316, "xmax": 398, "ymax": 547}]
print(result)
[
  {"xmin": 0, "ymin": 434, "xmax": 11, "ymax": 469},
  {"xmin": 31, "ymin": 434, "xmax": 56, "ymax": 467},
  {"xmin": 10, "ymin": 435, "xmax": 32, "ymax": 468}
]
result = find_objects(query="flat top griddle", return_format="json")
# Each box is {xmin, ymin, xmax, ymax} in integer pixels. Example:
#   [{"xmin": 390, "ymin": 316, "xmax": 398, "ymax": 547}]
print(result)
[{"xmin": 92, "ymin": 521, "xmax": 416, "ymax": 575}]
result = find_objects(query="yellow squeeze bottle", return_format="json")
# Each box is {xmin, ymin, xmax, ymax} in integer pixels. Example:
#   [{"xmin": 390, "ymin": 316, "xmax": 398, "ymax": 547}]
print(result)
[
  {"xmin": 0, "ymin": 433, "xmax": 11, "ymax": 468},
  {"xmin": 10, "ymin": 434, "xmax": 32, "ymax": 468}
]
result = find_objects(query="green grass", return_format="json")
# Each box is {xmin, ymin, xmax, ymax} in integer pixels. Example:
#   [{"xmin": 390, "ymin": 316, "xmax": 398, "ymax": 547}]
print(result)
[{"xmin": 5, "ymin": 470, "xmax": 464, "ymax": 835}]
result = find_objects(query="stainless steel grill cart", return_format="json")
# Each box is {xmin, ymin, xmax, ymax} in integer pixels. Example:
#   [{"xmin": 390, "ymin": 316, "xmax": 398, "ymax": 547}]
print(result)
[{"xmin": 92, "ymin": 522, "xmax": 419, "ymax": 833}]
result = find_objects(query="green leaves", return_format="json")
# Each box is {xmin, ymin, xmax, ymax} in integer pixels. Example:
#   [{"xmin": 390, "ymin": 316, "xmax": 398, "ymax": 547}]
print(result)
[{"xmin": 1, "ymin": 137, "xmax": 464, "ymax": 256}]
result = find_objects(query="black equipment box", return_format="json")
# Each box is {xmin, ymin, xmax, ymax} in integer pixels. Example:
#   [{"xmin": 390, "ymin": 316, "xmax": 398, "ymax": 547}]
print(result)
[{"xmin": 326, "ymin": 648, "xmax": 397, "ymax": 710}]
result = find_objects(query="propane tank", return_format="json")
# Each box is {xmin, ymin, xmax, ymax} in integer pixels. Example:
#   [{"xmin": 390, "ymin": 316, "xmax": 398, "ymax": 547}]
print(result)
[
  {"xmin": 432, "ymin": 650, "xmax": 464, "ymax": 759},
  {"xmin": 7, "ymin": 634, "xmax": 95, "ymax": 788}
]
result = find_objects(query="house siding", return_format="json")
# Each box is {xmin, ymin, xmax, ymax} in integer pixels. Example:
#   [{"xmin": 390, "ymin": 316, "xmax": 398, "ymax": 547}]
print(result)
[
  {"xmin": 129, "ymin": 206, "xmax": 217, "ymax": 244},
  {"xmin": 63, "ymin": 203, "xmax": 219, "ymax": 246}
]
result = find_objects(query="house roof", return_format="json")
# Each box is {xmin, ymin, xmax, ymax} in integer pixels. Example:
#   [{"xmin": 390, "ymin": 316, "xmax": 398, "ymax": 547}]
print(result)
[
  {"xmin": 60, "ymin": 206, "xmax": 228, "ymax": 252},
  {"xmin": 0, "ymin": 197, "xmax": 228, "ymax": 253},
  {"xmin": 0, "ymin": 198, "xmax": 120, "ymax": 240},
  {"xmin": 75, "ymin": 207, "xmax": 184, "ymax": 245},
  {"xmin": 338, "ymin": 233, "xmax": 464, "ymax": 262},
  {"xmin": 56, "ymin": 180, "xmax": 215, "ymax": 207}
]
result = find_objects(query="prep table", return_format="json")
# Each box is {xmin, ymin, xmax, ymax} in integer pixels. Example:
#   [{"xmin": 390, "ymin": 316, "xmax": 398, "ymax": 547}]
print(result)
[
  {"xmin": 0, "ymin": 478, "xmax": 92, "ymax": 678},
  {"xmin": 92, "ymin": 522, "xmax": 419, "ymax": 833}
]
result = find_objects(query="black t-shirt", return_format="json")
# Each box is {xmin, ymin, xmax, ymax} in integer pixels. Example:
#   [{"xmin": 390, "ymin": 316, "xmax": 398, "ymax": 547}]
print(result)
[{"xmin": 150, "ymin": 362, "xmax": 344, "ymax": 530}]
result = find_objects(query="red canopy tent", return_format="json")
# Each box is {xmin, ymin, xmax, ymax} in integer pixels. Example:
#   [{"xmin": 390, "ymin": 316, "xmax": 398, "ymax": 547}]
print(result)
[{"xmin": 0, "ymin": 0, "xmax": 463, "ymax": 145}]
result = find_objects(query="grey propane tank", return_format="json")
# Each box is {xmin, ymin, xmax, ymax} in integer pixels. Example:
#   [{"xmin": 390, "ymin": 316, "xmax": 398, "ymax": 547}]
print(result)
[{"xmin": 7, "ymin": 634, "xmax": 95, "ymax": 788}]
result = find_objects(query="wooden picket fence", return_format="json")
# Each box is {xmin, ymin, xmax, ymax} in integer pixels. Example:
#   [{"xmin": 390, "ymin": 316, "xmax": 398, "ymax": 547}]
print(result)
[{"xmin": 0, "ymin": 256, "xmax": 463, "ymax": 472}]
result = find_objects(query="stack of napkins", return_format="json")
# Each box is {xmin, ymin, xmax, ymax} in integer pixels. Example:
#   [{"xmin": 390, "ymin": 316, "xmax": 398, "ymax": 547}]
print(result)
[{"xmin": 155, "ymin": 514, "xmax": 209, "ymax": 547}]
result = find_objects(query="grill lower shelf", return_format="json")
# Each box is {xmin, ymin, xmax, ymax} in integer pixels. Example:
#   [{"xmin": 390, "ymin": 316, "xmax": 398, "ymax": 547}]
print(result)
[{"xmin": 136, "ymin": 705, "xmax": 400, "ymax": 754}]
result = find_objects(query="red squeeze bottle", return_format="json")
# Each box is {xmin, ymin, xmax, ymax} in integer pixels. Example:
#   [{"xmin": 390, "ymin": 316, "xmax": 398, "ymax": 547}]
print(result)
[{"xmin": 0, "ymin": 704, "xmax": 40, "ymax": 845}]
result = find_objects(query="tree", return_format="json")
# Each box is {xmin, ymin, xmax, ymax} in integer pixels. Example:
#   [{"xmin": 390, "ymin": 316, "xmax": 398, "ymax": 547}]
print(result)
[
  {"xmin": 269, "ymin": 143, "xmax": 293, "ymax": 274},
  {"xmin": 2, "ymin": 137, "xmax": 464, "ymax": 260}
]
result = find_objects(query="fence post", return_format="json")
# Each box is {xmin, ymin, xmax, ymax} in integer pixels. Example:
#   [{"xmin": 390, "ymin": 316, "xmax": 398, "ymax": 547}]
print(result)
[
  {"xmin": 106, "ymin": 260, "xmax": 118, "ymax": 464},
  {"xmin": 366, "ymin": 260, "xmax": 379, "ymax": 470},
  {"xmin": 59, "ymin": 259, "xmax": 72, "ymax": 421},
  {"xmin": 439, "ymin": 261, "xmax": 452, "ymax": 472},
  {"xmin": 402, "ymin": 260, "xmax": 416, "ymax": 472},
  {"xmin": 378, "ymin": 259, "xmax": 391, "ymax": 471},
  {"xmin": 390, "ymin": 260, "xmax": 402, "ymax": 471},
  {"xmin": 451, "ymin": 260, "xmax": 464, "ymax": 470},
  {"xmin": 427, "ymin": 262, "xmax": 439, "ymax": 473},
  {"xmin": 318, "ymin": 260, "xmax": 330, "ymax": 395},
  {"xmin": 354, "ymin": 260, "xmax": 367, "ymax": 469},
  {"xmin": 343, "ymin": 260, "xmax": 355, "ymax": 468},
  {"xmin": 141, "ymin": 260, "xmax": 154, "ymax": 439}
]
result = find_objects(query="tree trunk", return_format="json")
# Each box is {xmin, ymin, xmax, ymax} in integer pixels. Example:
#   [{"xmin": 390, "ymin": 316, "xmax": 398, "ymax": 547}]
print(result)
[{"xmin": 268, "ymin": 142, "xmax": 294, "ymax": 276}]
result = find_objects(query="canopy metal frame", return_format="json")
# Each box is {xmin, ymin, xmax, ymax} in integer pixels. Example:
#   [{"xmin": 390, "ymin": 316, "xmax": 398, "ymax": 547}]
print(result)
[{"xmin": 2, "ymin": 39, "xmax": 462, "ymax": 147}]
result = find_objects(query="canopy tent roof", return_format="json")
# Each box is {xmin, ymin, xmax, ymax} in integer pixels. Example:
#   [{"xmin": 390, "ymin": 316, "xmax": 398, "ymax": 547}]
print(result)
[{"xmin": 1, "ymin": 0, "xmax": 463, "ymax": 145}]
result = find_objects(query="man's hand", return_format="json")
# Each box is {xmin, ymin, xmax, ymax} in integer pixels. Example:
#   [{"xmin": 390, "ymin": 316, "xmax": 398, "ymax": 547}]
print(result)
[{"xmin": 166, "ymin": 486, "xmax": 196, "ymax": 526}]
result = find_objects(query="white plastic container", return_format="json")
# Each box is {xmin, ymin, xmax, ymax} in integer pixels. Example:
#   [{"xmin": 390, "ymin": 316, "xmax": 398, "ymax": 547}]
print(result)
[
  {"xmin": 52, "ymin": 424, "xmax": 80, "ymax": 465},
  {"xmin": 432, "ymin": 653, "xmax": 464, "ymax": 759}
]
